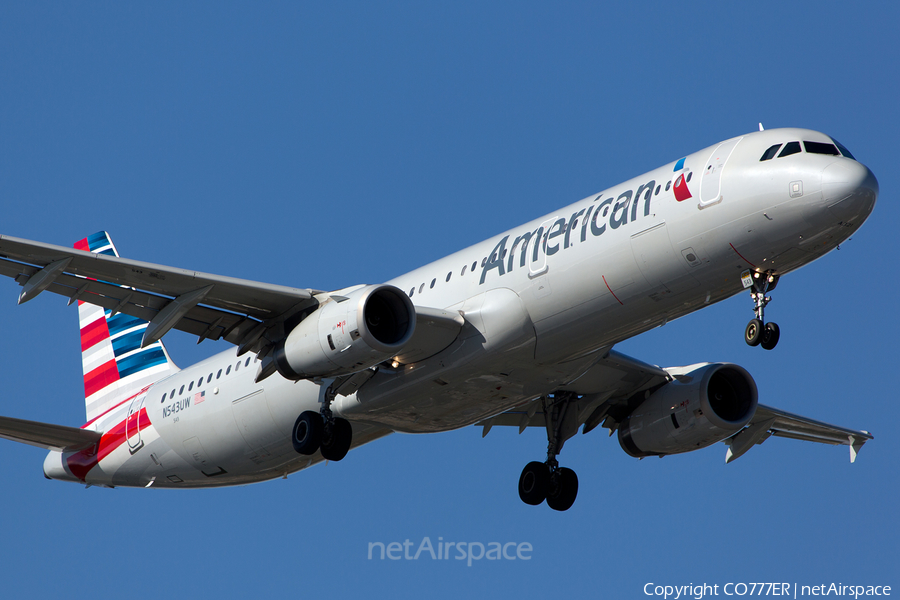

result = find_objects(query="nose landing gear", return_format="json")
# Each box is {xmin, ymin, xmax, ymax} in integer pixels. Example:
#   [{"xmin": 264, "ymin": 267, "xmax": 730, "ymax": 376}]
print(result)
[
  {"xmin": 516, "ymin": 393, "xmax": 580, "ymax": 511},
  {"xmin": 743, "ymin": 270, "xmax": 780, "ymax": 350}
]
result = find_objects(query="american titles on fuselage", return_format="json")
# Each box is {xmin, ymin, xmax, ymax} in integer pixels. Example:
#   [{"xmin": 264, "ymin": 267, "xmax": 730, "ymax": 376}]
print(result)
[{"xmin": 479, "ymin": 173, "xmax": 680, "ymax": 285}]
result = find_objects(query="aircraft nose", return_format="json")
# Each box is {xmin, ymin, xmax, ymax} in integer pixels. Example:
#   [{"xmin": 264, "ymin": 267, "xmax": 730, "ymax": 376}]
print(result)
[{"xmin": 822, "ymin": 159, "xmax": 879, "ymax": 222}]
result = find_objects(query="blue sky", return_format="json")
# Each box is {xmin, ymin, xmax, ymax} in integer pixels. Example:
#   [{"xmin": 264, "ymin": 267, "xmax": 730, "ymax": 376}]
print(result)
[{"xmin": 0, "ymin": 3, "xmax": 897, "ymax": 597}]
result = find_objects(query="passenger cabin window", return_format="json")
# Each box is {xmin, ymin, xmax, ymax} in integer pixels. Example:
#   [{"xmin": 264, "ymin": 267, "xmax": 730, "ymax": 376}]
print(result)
[
  {"xmin": 804, "ymin": 141, "xmax": 840, "ymax": 156},
  {"xmin": 217, "ymin": 369, "xmax": 222, "ymax": 379},
  {"xmin": 831, "ymin": 138, "xmax": 855, "ymax": 160},
  {"xmin": 778, "ymin": 141, "xmax": 801, "ymax": 157},
  {"xmin": 245, "ymin": 357, "xmax": 251, "ymax": 367},
  {"xmin": 760, "ymin": 144, "xmax": 782, "ymax": 161},
  {"xmin": 445, "ymin": 271, "xmax": 452, "ymax": 282},
  {"xmin": 430, "ymin": 278, "xmax": 436, "ymax": 289}
]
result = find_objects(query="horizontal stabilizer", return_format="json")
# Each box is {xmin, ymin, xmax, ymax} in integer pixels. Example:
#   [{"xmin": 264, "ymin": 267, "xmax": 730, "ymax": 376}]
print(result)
[{"xmin": 0, "ymin": 415, "xmax": 101, "ymax": 452}]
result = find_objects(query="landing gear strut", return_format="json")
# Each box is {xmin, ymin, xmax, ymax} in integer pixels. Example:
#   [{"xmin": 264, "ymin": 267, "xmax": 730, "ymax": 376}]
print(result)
[
  {"xmin": 517, "ymin": 393, "xmax": 580, "ymax": 511},
  {"xmin": 743, "ymin": 271, "xmax": 781, "ymax": 350},
  {"xmin": 291, "ymin": 382, "xmax": 353, "ymax": 461}
]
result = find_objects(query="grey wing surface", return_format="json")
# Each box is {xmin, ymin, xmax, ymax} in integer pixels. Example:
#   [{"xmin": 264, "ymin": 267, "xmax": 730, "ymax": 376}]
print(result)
[
  {"xmin": 478, "ymin": 350, "xmax": 873, "ymax": 463},
  {"xmin": 0, "ymin": 234, "xmax": 321, "ymax": 350}
]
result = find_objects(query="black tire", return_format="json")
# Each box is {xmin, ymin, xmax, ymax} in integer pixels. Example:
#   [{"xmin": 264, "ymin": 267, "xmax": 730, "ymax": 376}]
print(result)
[
  {"xmin": 320, "ymin": 418, "xmax": 352, "ymax": 462},
  {"xmin": 546, "ymin": 467, "xmax": 579, "ymax": 512},
  {"xmin": 761, "ymin": 322, "xmax": 780, "ymax": 350},
  {"xmin": 292, "ymin": 411, "xmax": 323, "ymax": 455},
  {"xmin": 745, "ymin": 318, "xmax": 763, "ymax": 347},
  {"xmin": 518, "ymin": 461, "xmax": 549, "ymax": 506}
]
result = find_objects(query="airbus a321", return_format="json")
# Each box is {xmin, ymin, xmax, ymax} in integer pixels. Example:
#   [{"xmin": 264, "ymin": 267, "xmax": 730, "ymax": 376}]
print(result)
[{"xmin": 0, "ymin": 127, "xmax": 878, "ymax": 510}]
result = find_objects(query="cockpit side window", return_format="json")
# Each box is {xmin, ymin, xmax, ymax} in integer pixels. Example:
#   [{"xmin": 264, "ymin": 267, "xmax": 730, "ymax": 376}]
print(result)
[
  {"xmin": 760, "ymin": 144, "xmax": 782, "ymax": 161},
  {"xmin": 778, "ymin": 141, "xmax": 801, "ymax": 158},
  {"xmin": 830, "ymin": 138, "xmax": 856, "ymax": 160},
  {"xmin": 803, "ymin": 141, "xmax": 840, "ymax": 156}
]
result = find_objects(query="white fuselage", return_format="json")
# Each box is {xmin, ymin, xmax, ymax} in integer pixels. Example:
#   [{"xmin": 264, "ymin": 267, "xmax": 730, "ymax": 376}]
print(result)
[{"xmin": 43, "ymin": 128, "xmax": 877, "ymax": 488}]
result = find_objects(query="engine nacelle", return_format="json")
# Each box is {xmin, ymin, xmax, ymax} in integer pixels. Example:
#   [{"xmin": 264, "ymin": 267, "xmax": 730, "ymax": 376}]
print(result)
[
  {"xmin": 273, "ymin": 284, "xmax": 415, "ymax": 380},
  {"xmin": 618, "ymin": 363, "xmax": 758, "ymax": 458}
]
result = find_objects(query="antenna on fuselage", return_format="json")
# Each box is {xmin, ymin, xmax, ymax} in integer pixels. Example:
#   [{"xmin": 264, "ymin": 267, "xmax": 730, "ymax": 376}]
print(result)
[{"xmin": 759, "ymin": 122, "xmax": 765, "ymax": 131}]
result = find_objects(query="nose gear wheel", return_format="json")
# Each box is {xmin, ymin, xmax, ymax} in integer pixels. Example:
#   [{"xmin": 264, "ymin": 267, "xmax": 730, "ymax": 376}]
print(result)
[{"xmin": 744, "ymin": 271, "xmax": 780, "ymax": 350}]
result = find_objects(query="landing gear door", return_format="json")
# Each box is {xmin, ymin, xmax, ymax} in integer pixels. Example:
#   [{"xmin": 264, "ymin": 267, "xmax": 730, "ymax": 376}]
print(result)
[
  {"xmin": 125, "ymin": 393, "xmax": 146, "ymax": 454},
  {"xmin": 699, "ymin": 137, "xmax": 742, "ymax": 207}
]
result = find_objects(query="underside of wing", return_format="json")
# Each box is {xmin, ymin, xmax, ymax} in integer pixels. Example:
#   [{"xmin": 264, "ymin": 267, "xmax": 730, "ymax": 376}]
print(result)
[
  {"xmin": 0, "ymin": 234, "xmax": 469, "ymax": 387},
  {"xmin": 477, "ymin": 349, "xmax": 671, "ymax": 436},
  {"xmin": 725, "ymin": 404, "xmax": 873, "ymax": 463},
  {"xmin": 477, "ymin": 349, "xmax": 873, "ymax": 464},
  {"xmin": 0, "ymin": 234, "xmax": 321, "ymax": 354}
]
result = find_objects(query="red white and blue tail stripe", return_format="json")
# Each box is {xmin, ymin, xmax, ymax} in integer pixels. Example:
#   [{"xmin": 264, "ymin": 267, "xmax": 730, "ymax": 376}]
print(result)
[{"xmin": 75, "ymin": 232, "xmax": 179, "ymax": 422}]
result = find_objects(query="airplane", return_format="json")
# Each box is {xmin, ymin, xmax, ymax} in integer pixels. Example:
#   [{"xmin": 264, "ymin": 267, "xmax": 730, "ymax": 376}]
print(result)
[{"xmin": 0, "ymin": 127, "xmax": 878, "ymax": 511}]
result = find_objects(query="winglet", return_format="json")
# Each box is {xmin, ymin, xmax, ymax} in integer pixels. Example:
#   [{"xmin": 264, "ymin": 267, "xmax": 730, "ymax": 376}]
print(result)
[{"xmin": 849, "ymin": 435, "xmax": 867, "ymax": 463}]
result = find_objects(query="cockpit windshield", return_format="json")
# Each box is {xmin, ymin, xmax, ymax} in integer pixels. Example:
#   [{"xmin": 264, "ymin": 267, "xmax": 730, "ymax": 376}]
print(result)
[
  {"xmin": 830, "ymin": 138, "xmax": 856, "ymax": 160},
  {"xmin": 803, "ymin": 141, "xmax": 840, "ymax": 156},
  {"xmin": 778, "ymin": 142, "xmax": 801, "ymax": 158},
  {"xmin": 759, "ymin": 138, "xmax": 857, "ymax": 162}
]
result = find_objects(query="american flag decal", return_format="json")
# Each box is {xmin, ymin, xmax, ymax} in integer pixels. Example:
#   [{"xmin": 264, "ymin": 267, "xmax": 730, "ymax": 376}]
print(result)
[{"xmin": 194, "ymin": 390, "xmax": 206, "ymax": 404}]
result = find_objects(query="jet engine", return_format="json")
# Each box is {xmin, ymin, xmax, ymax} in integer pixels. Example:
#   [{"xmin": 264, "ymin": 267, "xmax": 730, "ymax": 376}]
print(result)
[
  {"xmin": 273, "ymin": 284, "xmax": 415, "ymax": 380},
  {"xmin": 618, "ymin": 363, "xmax": 758, "ymax": 458}
]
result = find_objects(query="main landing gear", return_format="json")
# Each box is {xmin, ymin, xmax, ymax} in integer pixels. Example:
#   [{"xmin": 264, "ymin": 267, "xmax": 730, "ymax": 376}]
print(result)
[
  {"xmin": 743, "ymin": 270, "xmax": 781, "ymax": 350},
  {"xmin": 292, "ymin": 383, "xmax": 353, "ymax": 461},
  {"xmin": 517, "ymin": 393, "xmax": 580, "ymax": 511}
]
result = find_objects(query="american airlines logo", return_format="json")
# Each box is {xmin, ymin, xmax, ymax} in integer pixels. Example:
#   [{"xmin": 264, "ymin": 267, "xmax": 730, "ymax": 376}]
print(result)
[{"xmin": 479, "ymin": 177, "xmax": 667, "ymax": 284}]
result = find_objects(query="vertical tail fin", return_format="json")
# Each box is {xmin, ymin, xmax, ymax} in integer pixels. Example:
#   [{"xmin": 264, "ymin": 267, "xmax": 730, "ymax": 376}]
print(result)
[{"xmin": 75, "ymin": 232, "xmax": 179, "ymax": 422}]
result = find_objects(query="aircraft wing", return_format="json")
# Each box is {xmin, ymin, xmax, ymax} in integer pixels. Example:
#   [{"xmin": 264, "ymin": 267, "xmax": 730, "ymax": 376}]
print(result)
[
  {"xmin": 477, "ymin": 349, "xmax": 872, "ymax": 463},
  {"xmin": 477, "ymin": 349, "xmax": 671, "ymax": 435},
  {"xmin": 0, "ymin": 415, "xmax": 101, "ymax": 452},
  {"xmin": 724, "ymin": 404, "xmax": 873, "ymax": 464},
  {"xmin": 0, "ymin": 234, "xmax": 322, "ymax": 351}
]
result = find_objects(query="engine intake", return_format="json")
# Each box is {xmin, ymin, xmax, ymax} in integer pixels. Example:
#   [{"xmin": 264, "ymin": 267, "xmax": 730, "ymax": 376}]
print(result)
[
  {"xmin": 274, "ymin": 284, "xmax": 415, "ymax": 380},
  {"xmin": 618, "ymin": 363, "xmax": 758, "ymax": 458}
]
